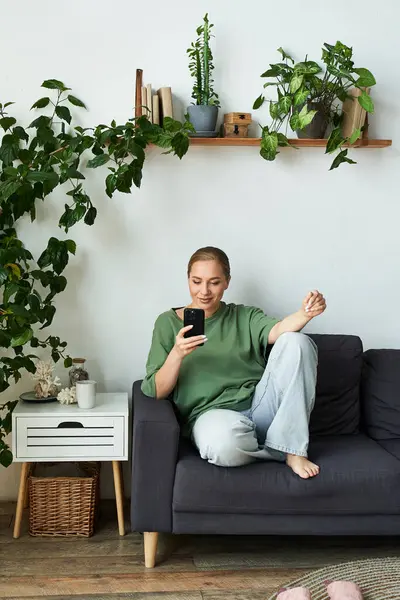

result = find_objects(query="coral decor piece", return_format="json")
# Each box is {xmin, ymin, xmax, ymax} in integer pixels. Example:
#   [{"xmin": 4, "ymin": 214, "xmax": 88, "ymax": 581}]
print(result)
[
  {"xmin": 57, "ymin": 386, "xmax": 77, "ymax": 405},
  {"xmin": 31, "ymin": 360, "xmax": 61, "ymax": 398}
]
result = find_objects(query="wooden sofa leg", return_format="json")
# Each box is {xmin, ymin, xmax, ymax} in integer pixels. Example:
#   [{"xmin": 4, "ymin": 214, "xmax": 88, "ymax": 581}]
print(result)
[{"xmin": 144, "ymin": 532, "xmax": 159, "ymax": 568}]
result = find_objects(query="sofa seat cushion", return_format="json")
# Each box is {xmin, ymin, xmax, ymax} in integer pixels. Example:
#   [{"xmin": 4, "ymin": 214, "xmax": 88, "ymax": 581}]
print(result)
[
  {"xmin": 377, "ymin": 439, "xmax": 400, "ymax": 461},
  {"xmin": 173, "ymin": 435, "xmax": 400, "ymax": 516}
]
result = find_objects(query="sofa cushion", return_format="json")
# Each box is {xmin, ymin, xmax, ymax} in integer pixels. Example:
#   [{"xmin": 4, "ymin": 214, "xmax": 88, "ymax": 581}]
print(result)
[
  {"xmin": 376, "ymin": 439, "xmax": 400, "ymax": 462},
  {"xmin": 308, "ymin": 334, "xmax": 363, "ymax": 435},
  {"xmin": 361, "ymin": 349, "xmax": 400, "ymax": 439},
  {"xmin": 173, "ymin": 435, "xmax": 400, "ymax": 516}
]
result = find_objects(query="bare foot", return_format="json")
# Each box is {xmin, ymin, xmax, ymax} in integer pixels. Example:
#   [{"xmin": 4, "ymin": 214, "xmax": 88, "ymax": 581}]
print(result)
[{"xmin": 286, "ymin": 454, "xmax": 320, "ymax": 479}]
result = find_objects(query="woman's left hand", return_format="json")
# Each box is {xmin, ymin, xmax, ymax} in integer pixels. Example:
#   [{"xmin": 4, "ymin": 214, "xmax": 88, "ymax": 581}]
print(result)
[{"xmin": 301, "ymin": 290, "xmax": 326, "ymax": 319}]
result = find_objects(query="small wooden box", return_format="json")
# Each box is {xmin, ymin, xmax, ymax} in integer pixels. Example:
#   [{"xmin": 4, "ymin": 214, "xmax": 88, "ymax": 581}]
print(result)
[
  {"xmin": 223, "ymin": 123, "xmax": 249, "ymax": 138},
  {"xmin": 224, "ymin": 112, "xmax": 252, "ymax": 125}
]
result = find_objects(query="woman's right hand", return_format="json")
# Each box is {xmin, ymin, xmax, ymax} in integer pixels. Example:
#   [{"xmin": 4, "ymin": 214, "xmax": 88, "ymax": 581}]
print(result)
[{"xmin": 173, "ymin": 326, "xmax": 207, "ymax": 359}]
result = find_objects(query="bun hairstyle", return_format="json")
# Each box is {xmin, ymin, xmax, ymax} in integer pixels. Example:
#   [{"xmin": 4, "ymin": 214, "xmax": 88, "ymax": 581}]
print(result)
[{"xmin": 187, "ymin": 247, "xmax": 231, "ymax": 281}]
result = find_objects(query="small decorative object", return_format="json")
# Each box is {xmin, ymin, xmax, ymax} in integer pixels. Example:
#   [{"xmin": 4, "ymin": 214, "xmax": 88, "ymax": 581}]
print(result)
[
  {"xmin": 253, "ymin": 41, "xmax": 376, "ymax": 169},
  {"xmin": 223, "ymin": 112, "xmax": 252, "ymax": 138},
  {"xmin": 69, "ymin": 358, "xmax": 89, "ymax": 387},
  {"xmin": 57, "ymin": 386, "xmax": 77, "ymax": 405},
  {"xmin": 187, "ymin": 13, "xmax": 220, "ymax": 135},
  {"xmin": 76, "ymin": 380, "xmax": 97, "ymax": 409},
  {"xmin": 31, "ymin": 360, "xmax": 61, "ymax": 399}
]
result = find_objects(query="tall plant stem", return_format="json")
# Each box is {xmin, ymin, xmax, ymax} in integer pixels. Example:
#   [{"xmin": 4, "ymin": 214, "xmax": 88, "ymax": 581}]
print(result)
[{"xmin": 203, "ymin": 16, "xmax": 210, "ymax": 104}]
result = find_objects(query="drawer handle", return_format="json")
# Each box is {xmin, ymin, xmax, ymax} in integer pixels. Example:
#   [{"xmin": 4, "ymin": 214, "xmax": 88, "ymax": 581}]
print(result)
[{"xmin": 57, "ymin": 421, "xmax": 84, "ymax": 428}]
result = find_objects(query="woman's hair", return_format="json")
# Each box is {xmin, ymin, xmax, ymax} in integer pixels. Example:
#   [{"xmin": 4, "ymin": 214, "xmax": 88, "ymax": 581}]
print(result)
[{"xmin": 187, "ymin": 246, "xmax": 231, "ymax": 280}]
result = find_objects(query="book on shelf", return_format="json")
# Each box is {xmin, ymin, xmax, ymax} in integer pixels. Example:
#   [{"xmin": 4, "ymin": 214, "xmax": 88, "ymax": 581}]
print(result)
[
  {"xmin": 141, "ymin": 86, "xmax": 147, "ymax": 118},
  {"xmin": 146, "ymin": 83, "xmax": 153, "ymax": 123},
  {"xmin": 152, "ymin": 94, "xmax": 160, "ymax": 125},
  {"xmin": 342, "ymin": 87, "xmax": 371, "ymax": 139},
  {"xmin": 157, "ymin": 87, "xmax": 173, "ymax": 125}
]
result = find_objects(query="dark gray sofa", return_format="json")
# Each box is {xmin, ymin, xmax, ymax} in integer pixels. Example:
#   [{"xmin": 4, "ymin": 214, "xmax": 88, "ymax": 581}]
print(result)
[{"xmin": 131, "ymin": 334, "xmax": 400, "ymax": 567}]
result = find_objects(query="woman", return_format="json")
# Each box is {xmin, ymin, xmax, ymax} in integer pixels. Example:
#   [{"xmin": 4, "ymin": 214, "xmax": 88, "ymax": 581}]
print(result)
[{"xmin": 142, "ymin": 247, "xmax": 326, "ymax": 479}]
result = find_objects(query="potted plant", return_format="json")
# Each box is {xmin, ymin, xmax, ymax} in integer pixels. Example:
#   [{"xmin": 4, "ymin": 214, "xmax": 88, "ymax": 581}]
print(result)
[
  {"xmin": 186, "ymin": 13, "xmax": 220, "ymax": 136},
  {"xmin": 253, "ymin": 41, "xmax": 376, "ymax": 169},
  {"xmin": 0, "ymin": 80, "xmax": 192, "ymax": 467}
]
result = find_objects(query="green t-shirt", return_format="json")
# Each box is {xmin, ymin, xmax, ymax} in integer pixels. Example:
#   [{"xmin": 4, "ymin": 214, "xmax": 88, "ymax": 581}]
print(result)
[{"xmin": 141, "ymin": 302, "xmax": 279, "ymax": 435}]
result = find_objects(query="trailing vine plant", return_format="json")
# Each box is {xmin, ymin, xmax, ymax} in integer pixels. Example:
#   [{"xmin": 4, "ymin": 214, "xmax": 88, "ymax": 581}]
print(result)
[{"xmin": 0, "ymin": 79, "xmax": 193, "ymax": 467}]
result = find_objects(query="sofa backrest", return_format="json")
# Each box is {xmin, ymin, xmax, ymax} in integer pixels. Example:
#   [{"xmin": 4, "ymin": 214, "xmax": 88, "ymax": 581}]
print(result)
[
  {"xmin": 308, "ymin": 334, "xmax": 363, "ymax": 435},
  {"xmin": 361, "ymin": 349, "xmax": 400, "ymax": 440}
]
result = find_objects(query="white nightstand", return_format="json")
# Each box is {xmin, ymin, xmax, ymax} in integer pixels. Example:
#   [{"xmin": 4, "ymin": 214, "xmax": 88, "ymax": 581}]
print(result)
[{"xmin": 12, "ymin": 392, "xmax": 129, "ymax": 539}]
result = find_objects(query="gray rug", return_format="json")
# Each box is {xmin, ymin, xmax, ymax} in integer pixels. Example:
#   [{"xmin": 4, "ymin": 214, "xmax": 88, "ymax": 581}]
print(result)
[{"xmin": 268, "ymin": 557, "xmax": 400, "ymax": 600}]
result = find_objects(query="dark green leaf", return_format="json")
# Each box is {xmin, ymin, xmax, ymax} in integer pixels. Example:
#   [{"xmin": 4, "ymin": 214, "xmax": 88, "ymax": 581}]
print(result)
[
  {"xmin": 261, "ymin": 67, "xmax": 280, "ymax": 78},
  {"xmin": 154, "ymin": 132, "xmax": 173, "ymax": 149},
  {"xmin": 84, "ymin": 206, "xmax": 97, "ymax": 225},
  {"xmin": 65, "ymin": 240, "xmax": 76, "ymax": 255},
  {"xmin": 55, "ymin": 105, "xmax": 72, "ymax": 124},
  {"xmin": 41, "ymin": 79, "xmax": 70, "ymax": 91},
  {"xmin": 28, "ymin": 294, "xmax": 41, "ymax": 313},
  {"xmin": 0, "ymin": 268, "xmax": 8, "ymax": 284},
  {"xmin": 353, "ymin": 68, "xmax": 376, "ymax": 87},
  {"xmin": 13, "ymin": 126, "xmax": 29, "ymax": 142},
  {"xmin": 87, "ymin": 154, "xmax": 110, "ymax": 168},
  {"xmin": 277, "ymin": 47, "xmax": 294, "ymax": 63},
  {"xmin": 253, "ymin": 95, "xmax": 265, "ymax": 110},
  {"xmin": 0, "ymin": 449, "xmax": 13, "ymax": 468},
  {"xmin": 0, "ymin": 330, "xmax": 11, "ymax": 348},
  {"xmin": 18, "ymin": 148, "xmax": 34, "ymax": 164},
  {"xmin": 3, "ymin": 283, "xmax": 20, "ymax": 304},
  {"xmin": 28, "ymin": 115, "xmax": 51, "ymax": 129},
  {"xmin": 0, "ymin": 117, "xmax": 16, "ymax": 131},
  {"xmin": 50, "ymin": 275, "xmax": 67, "ymax": 293},
  {"xmin": 277, "ymin": 133, "xmax": 291, "ymax": 147},
  {"xmin": 67, "ymin": 95, "xmax": 87, "ymax": 108},
  {"xmin": 26, "ymin": 171, "xmax": 58, "ymax": 183},
  {"xmin": 163, "ymin": 117, "xmax": 182, "ymax": 133},
  {"xmin": 105, "ymin": 173, "xmax": 117, "ymax": 198},
  {"xmin": 171, "ymin": 132, "xmax": 189, "ymax": 159},
  {"xmin": 358, "ymin": 91, "xmax": 374, "ymax": 113},
  {"xmin": 31, "ymin": 97, "xmax": 50, "ymax": 109},
  {"xmin": 64, "ymin": 356, "xmax": 73, "ymax": 368},
  {"xmin": 326, "ymin": 127, "xmax": 345, "ymax": 154},
  {"xmin": 2, "ymin": 411, "xmax": 12, "ymax": 434},
  {"xmin": 0, "ymin": 180, "xmax": 20, "ymax": 202},
  {"xmin": 11, "ymin": 328, "xmax": 33, "ymax": 347},
  {"xmin": 329, "ymin": 148, "xmax": 357, "ymax": 171},
  {"xmin": 66, "ymin": 167, "xmax": 85, "ymax": 180},
  {"xmin": 40, "ymin": 304, "xmax": 56, "ymax": 328}
]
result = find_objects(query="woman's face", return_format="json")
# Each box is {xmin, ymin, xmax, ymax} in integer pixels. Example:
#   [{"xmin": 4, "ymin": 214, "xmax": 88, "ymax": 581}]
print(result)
[{"xmin": 188, "ymin": 260, "xmax": 229, "ymax": 316}]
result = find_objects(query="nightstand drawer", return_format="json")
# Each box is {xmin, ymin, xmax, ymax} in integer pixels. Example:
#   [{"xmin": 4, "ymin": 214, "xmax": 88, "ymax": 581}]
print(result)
[{"xmin": 15, "ymin": 416, "xmax": 125, "ymax": 460}]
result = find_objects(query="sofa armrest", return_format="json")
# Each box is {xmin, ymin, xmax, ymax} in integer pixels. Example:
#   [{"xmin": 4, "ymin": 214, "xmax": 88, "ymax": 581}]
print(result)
[{"xmin": 130, "ymin": 380, "xmax": 180, "ymax": 533}]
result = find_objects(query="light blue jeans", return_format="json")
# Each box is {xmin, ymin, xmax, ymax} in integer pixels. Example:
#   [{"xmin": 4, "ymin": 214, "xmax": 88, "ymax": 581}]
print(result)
[{"xmin": 192, "ymin": 332, "xmax": 318, "ymax": 467}]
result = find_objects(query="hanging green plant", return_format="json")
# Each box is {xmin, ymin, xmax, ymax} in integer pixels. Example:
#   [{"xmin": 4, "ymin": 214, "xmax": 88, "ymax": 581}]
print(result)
[
  {"xmin": 253, "ymin": 41, "xmax": 376, "ymax": 169},
  {"xmin": 0, "ymin": 79, "xmax": 193, "ymax": 467}
]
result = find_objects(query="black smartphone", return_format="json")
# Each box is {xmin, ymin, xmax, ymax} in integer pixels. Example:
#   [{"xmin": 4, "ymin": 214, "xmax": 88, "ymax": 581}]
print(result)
[{"xmin": 183, "ymin": 307, "xmax": 205, "ymax": 345}]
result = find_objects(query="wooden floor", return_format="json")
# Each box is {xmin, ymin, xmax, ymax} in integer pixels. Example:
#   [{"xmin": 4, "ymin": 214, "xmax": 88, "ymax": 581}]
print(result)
[{"xmin": 1, "ymin": 501, "xmax": 399, "ymax": 599}]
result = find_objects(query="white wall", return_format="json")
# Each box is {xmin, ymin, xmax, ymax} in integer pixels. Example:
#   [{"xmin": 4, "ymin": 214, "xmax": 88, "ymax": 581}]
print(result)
[{"xmin": 1, "ymin": 0, "xmax": 399, "ymax": 500}]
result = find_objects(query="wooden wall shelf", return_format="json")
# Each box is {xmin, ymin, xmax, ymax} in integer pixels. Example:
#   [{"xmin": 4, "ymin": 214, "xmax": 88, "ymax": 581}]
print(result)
[{"xmin": 189, "ymin": 138, "xmax": 392, "ymax": 148}]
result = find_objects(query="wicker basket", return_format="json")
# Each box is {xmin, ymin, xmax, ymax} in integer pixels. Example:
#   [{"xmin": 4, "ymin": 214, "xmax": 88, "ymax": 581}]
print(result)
[{"xmin": 29, "ymin": 462, "xmax": 100, "ymax": 537}]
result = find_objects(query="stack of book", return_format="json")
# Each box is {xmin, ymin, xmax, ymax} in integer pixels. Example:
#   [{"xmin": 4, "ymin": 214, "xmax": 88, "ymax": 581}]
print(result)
[
  {"xmin": 141, "ymin": 83, "xmax": 173, "ymax": 126},
  {"xmin": 341, "ymin": 87, "xmax": 371, "ymax": 139}
]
